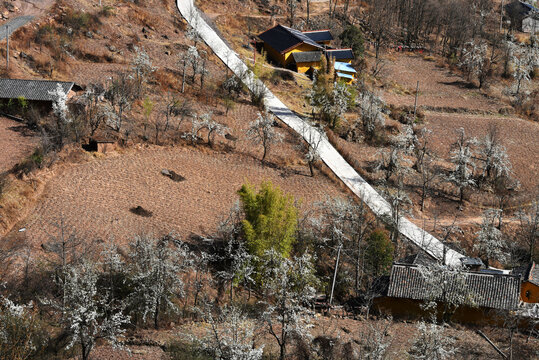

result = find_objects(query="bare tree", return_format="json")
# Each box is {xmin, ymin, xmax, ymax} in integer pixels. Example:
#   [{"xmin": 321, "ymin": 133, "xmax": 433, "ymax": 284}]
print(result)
[
  {"xmin": 286, "ymin": 0, "xmax": 298, "ymax": 27},
  {"xmin": 105, "ymin": 73, "xmax": 136, "ymax": 133},
  {"xmin": 297, "ymin": 121, "xmax": 326, "ymax": 177},
  {"xmin": 246, "ymin": 110, "xmax": 284, "ymax": 162},
  {"xmin": 419, "ymin": 155, "xmax": 439, "ymax": 212},
  {"xmin": 80, "ymin": 83, "xmax": 106, "ymax": 136},
  {"xmin": 515, "ymin": 196, "xmax": 539, "ymax": 263}
]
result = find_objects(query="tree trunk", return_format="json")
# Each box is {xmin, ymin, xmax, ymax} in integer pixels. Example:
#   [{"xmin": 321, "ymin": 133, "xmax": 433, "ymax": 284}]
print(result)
[{"xmin": 154, "ymin": 299, "xmax": 159, "ymax": 329}]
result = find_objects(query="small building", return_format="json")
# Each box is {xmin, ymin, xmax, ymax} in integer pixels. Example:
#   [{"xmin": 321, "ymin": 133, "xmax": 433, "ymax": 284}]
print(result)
[
  {"xmin": 374, "ymin": 262, "xmax": 521, "ymax": 325},
  {"xmin": 302, "ymin": 29, "xmax": 334, "ymax": 46},
  {"xmin": 460, "ymin": 256, "xmax": 485, "ymax": 271},
  {"xmin": 258, "ymin": 24, "xmax": 324, "ymax": 68},
  {"xmin": 0, "ymin": 78, "xmax": 77, "ymax": 102},
  {"xmin": 334, "ymin": 61, "xmax": 357, "ymax": 84},
  {"xmin": 513, "ymin": 262, "xmax": 539, "ymax": 303},
  {"xmin": 292, "ymin": 51, "xmax": 323, "ymax": 73},
  {"xmin": 326, "ymin": 48, "xmax": 355, "ymax": 63},
  {"xmin": 523, "ymin": 14, "xmax": 539, "ymax": 33},
  {"xmin": 505, "ymin": 1, "xmax": 539, "ymax": 32}
]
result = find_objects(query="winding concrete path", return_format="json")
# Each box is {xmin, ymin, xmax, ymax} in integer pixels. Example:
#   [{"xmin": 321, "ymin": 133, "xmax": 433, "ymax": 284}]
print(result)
[
  {"xmin": 176, "ymin": 0, "xmax": 463, "ymax": 266},
  {"xmin": 0, "ymin": 16, "xmax": 34, "ymax": 40}
]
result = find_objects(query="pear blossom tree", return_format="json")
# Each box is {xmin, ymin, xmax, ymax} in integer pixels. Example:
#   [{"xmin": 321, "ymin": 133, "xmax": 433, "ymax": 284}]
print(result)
[
  {"xmin": 408, "ymin": 321, "xmax": 456, "ymax": 360},
  {"xmin": 246, "ymin": 111, "xmax": 284, "ymax": 162},
  {"xmin": 459, "ymin": 40, "xmax": 489, "ymax": 87},
  {"xmin": 472, "ymin": 125, "xmax": 513, "ymax": 187},
  {"xmin": 446, "ymin": 128, "xmax": 476, "ymax": 206},
  {"xmin": 191, "ymin": 303, "xmax": 264, "ymax": 360},
  {"xmin": 127, "ymin": 234, "xmax": 193, "ymax": 329},
  {"xmin": 48, "ymin": 83, "xmax": 71, "ymax": 148},
  {"xmin": 131, "ymin": 47, "xmax": 155, "ymax": 97},
  {"xmin": 474, "ymin": 209, "xmax": 507, "ymax": 266},
  {"xmin": 357, "ymin": 90, "xmax": 386, "ymax": 142},
  {"xmin": 60, "ymin": 261, "xmax": 130, "ymax": 360},
  {"xmin": 0, "ymin": 295, "xmax": 46, "ymax": 359},
  {"xmin": 261, "ymin": 250, "xmax": 318, "ymax": 360}
]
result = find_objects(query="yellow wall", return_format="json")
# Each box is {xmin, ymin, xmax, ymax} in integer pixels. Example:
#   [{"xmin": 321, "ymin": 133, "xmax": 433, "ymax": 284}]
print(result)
[
  {"xmin": 521, "ymin": 282, "xmax": 539, "ymax": 303},
  {"xmin": 296, "ymin": 61, "xmax": 321, "ymax": 73},
  {"xmin": 283, "ymin": 43, "xmax": 321, "ymax": 66},
  {"xmin": 263, "ymin": 43, "xmax": 286, "ymax": 66}
]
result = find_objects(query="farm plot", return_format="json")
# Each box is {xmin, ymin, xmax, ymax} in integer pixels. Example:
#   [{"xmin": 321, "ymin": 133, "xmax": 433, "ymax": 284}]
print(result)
[
  {"xmin": 380, "ymin": 54, "xmax": 503, "ymax": 113},
  {"xmin": 0, "ymin": 116, "xmax": 37, "ymax": 173},
  {"xmin": 425, "ymin": 112, "xmax": 539, "ymax": 192},
  {"xmin": 19, "ymin": 146, "xmax": 346, "ymax": 248}
]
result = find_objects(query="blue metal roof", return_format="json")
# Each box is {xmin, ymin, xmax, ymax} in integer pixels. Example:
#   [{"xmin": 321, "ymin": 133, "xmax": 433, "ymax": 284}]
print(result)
[
  {"xmin": 334, "ymin": 61, "xmax": 357, "ymax": 73},
  {"xmin": 336, "ymin": 72, "xmax": 354, "ymax": 80},
  {"xmin": 302, "ymin": 30, "xmax": 333, "ymax": 43}
]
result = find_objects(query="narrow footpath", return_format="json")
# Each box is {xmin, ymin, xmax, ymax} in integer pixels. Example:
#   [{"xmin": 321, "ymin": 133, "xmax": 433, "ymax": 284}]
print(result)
[{"xmin": 176, "ymin": 0, "xmax": 464, "ymax": 266}]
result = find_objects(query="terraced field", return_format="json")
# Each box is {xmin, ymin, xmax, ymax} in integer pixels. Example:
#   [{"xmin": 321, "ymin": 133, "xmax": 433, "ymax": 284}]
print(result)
[{"xmin": 19, "ymin": 146, "xmax": 346, "ymax": 248}]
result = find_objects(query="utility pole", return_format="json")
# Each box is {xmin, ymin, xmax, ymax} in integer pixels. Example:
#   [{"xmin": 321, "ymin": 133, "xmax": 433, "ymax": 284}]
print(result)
[
  {"xmin": 413, "ymin": 81, "xmax": 419, "ymax": 120},
  {"xmin": 329, "ymin": 244, "xmax": 342, "ymax": 308},
  {"xmin": 6, "ymin": 24, "xmax": 9, "ymax": 72}
]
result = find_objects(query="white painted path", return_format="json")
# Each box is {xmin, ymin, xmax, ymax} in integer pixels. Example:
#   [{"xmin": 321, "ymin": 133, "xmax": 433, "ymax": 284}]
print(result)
[{"xmin": 176, "ymin": 0, "xmax": 464, "ymax": 266}]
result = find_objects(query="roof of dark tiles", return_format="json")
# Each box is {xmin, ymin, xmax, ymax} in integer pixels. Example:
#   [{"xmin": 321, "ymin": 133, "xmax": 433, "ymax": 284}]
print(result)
[
  {"xmin": 258, "ymin": 24, "xmax": 323, "ymax": 53},
  {"xmin": 292, "ymin": 51, "xmax": 323, "ymax": 63},
  {"xmin": 0, "ymin": 79, "xmax": 75, "ymax": 101},
  {"xmin": 387, "ymin": 264, "xmax": 521, "ymax": 310},
  {"xmin": 303, "ymin": 30, "xmax": 334, "ymax": 43}
]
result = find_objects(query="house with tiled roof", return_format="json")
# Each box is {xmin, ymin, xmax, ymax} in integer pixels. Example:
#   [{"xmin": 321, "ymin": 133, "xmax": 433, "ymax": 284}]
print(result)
[
  {"xmin": 0, "ymin": 79, "xmax": 77, "ymax": 102},
  {"xmin": 513, "ymin": 262, "xmax": 539, "ymax": 303},
  {"xmin": 326, "ymin": 48, "xmax": 354, "ymax": 63},
  {"xmin": 302, "ymin": 29, "xmax": 333, "ymax": 45},
  {"xmin": 374, "ymin": 260, "xmax": 521, "ymax": 325},
  {"xmin": 334, "ymin": 61, "xmax": 357, "ymax": 84},
  {"xmin": 258, "ymin": 25, "xmax": 358, "ymax": 77},
  {"xmin": 258, "ymin": 24, "xmax": 324, "ymax": 68}
]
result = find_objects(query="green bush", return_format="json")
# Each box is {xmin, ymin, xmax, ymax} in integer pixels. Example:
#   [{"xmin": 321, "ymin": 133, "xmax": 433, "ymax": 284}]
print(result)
[
  {"xmin": 364, "ymin": 229, "xmax": 393, "ymax": 277},
  {"xmin": 166, "ymin": 340, "xmax": 211, "ymax": 360},
  {"xmin": 338, "ymin": 25, "xmax": 365, "ymax": 59},
  {"xmin": 238, "ymin": 181, "xmax": 298, "ymax": 260}
]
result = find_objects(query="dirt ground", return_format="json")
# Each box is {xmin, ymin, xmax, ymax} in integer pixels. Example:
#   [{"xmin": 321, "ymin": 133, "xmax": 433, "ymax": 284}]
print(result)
[
  {"xmin": 0, "ymin": 117, "xmax": 37, "ymax": 173},
  {"xmin": 86, "ymin": 315, "xmax": 538, "ymax": 359},
  {"xmin": 16, "ymin": 145, "xmax": 346, "ymax": 249}
]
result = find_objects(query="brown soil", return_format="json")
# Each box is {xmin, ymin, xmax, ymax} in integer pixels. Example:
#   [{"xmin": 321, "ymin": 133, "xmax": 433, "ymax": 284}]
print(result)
[
  {"xmin": 0, "ymin": 117, "xmax": 37, "ymax": 173},
  {"xmin": 17, "ymin": 145, "xmax": 346, "ymax": 249}
]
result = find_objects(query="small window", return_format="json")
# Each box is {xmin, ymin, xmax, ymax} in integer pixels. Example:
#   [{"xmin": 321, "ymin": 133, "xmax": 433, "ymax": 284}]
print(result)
[{"xmin": 525, "ymin": 290, "xmax": 531, "ymax": 299}]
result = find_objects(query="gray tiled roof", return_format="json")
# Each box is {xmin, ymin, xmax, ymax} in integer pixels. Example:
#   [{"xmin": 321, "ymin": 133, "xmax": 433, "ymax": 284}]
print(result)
[
  {"xmin": 326, "ymin": 48, "xmax": 354, "ymax": 60},
  {"xmin": 387, "ymin": 264, "xmax": 520, "ymax": 310},
  {"xmin": 0, "ymin": 79, "xmax": 74, "ymax": 101},
  {"xmin": 303, "ymin": 30, "xmax": 333, "ymax": 43},
  {"xmin": 292, "ymin": 51, "xmax": 322, "ymax": 63},
  {"xmin": 258, "ymin": 24, "xmax": 324, "ymax": 53}
]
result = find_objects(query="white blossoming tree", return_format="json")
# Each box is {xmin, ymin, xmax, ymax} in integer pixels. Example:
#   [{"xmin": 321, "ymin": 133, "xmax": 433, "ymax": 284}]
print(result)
[
  {"xmin": 191, "ymin": 303, "xmax": 264, "ymax": 360},
  {"xmin": 261, "ymin": 250, "xmax": 318, "ymax": 360},
  {"xmin": 246, "ymin": 111, "xmax": 284, "ymax": 162},
  {"xmin": 62, "ymin": 261, "xmax": 130, "ymax": 360},
  {"xmin": 127, "ymin": 234, "xmax": 193, "ymax": 329},
  {"xmin": 0, "ymin": 295, "xmax": 46, "ymax": 359},
  {"xmin": 474, "ymin": 209, "xmax": 507, "ymax": 266},
  {"xmin": 408, "ymin": 321, "xmax": 456, "ymax": 360},
  {"xmin": 357, "ymin": 90, "xmax": 386, "ymax": 142},
  {"xmin": 446, "ymin": 128, "xmax": 476, "ymax": 206}
]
